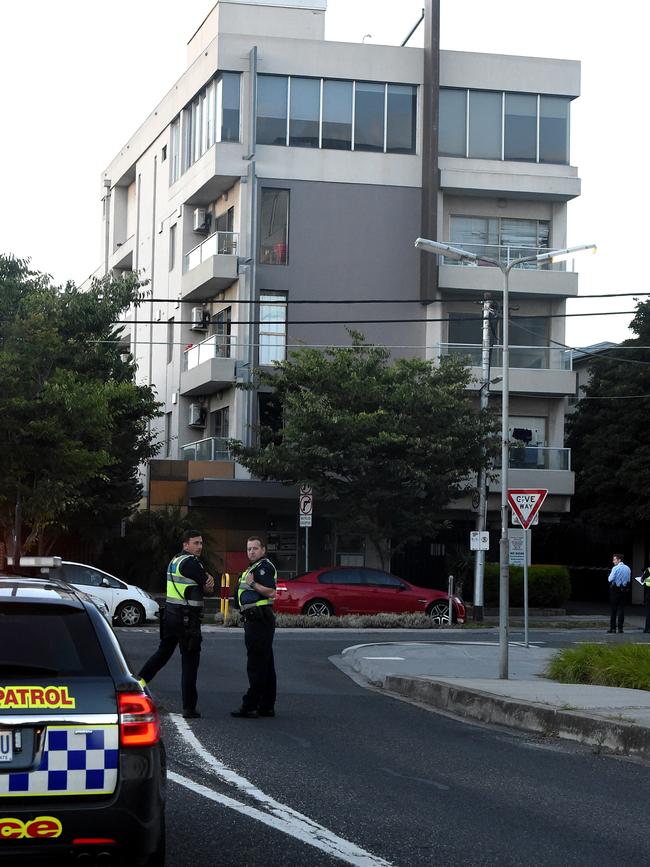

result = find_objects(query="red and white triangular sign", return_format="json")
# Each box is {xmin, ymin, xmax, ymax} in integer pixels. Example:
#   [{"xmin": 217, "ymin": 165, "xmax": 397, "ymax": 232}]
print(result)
[{"xmin": 507, "ymin": 489, "xmax": 548, "ymax": 530}]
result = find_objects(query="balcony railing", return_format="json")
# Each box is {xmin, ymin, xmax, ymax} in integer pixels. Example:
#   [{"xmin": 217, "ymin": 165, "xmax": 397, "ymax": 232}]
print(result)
[
  {"xmin": 494, "ymin": 447, "xmax": 571, "ymax": 471},
  {"xmin": 180, "ymin": 436, "xmax": 232, "ymax": 461},
  {"xmin": 441, "ymin": 243, "xmax": 573, "ymax": 271},
  {"xmin": 183, "ymin": 334, "xmax": 235, "ymax": 371},
  {"xmin": 184, "ymin": 231, "xmax": 239, "ymax": 272},
  {"xmin": 439, "ymin": 343, "xmax": 572, "ymax": 370}
]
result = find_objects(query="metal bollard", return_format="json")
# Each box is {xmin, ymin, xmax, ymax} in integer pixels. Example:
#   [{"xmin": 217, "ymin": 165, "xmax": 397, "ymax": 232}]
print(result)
[{"xmin": 448, "ymin": 574, "xmax": 454, "ymax": 626}]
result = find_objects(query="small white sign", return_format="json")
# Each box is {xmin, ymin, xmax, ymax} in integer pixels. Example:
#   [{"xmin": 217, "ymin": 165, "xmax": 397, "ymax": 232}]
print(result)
[
  {"xmin": 299, "ymin": 514, "xmax": 312, "ymax": 528},
  {"xmin": 470, "ymin": 531, "xmax": 490, "ymax": 551},
  {"xmin": 508, "ymin": 529, "xmax": 531, "ymax": 566}
]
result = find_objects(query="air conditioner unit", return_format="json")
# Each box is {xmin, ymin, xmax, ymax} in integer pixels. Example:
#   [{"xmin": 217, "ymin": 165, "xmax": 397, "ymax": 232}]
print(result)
[
  {"xmin": 188, "ymin": 403, "xmax": 206, "ymax": 428},
  {"xmin": 193, "ymin": 207, "xmax": 209, "ymax": 232},
  {"xmin": 191, "ymin": 307, "xmax": 210, "ymax": 331}
]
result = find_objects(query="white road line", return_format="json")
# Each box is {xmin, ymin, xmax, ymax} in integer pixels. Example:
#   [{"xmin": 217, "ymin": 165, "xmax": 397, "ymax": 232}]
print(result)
[
  {"xmin": 169, "ymin": 715, "xmax": 394, "ymax": 867},
  {"xmin": 362, "ymin": 656, "xmax": 405, "ymax": 660}
]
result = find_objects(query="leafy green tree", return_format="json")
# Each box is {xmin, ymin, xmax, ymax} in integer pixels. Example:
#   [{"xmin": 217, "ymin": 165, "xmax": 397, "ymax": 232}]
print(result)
[
  {"xmin": 0, "ymin": 255, "xmax": 160, "ymax": 555},
  {"xmin": 231, "ymin": 336, "xmax": 497, "ymax": 567},
  {"xmin": 568, "ymin": 300, "xmax": 650, "ymax": 536}
]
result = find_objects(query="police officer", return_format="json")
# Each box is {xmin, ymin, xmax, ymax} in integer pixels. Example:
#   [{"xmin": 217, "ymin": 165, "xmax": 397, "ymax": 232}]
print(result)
[
  {"xmin": 231, "ymin": 536, "xmax": 277, "ymax": 719},
  {"xmin": 642, "ymin": 565, "xmax": 650, "ymax": 633},
  {"xmin": 139, "ymin": 529, "xmax": 214, "ymax": 719}
]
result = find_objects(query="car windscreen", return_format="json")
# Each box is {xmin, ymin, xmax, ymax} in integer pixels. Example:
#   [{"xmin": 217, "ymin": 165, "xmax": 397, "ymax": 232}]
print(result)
[{"xmin": 0, "ymin": 603, "xmax": 109, "ymax": 677}]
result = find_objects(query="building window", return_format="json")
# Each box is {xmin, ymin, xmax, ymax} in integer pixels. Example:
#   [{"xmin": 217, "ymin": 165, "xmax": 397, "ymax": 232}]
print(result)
[
  {"xmin": 440, "ymin": 87, "xmax": 570, "ymax": 165},
  {"xmin": 354, "ymin": 81, "xmax": 385, "ymax": 152},
  {"xmin": 468, "ymin": 90, "xmax": 501, "ymax": 159},
  {"xmin": 169, "ymin": 224, "xmax": 177, "ymax": 271},
  {"xmin": 259, "ymin": 189, "xmax": 289, "ymax": 265},
  {"xmin": 161, "ymin": 145, "xmax": 167, "ymax": 162},
  {"xmin": 170, "ymin": 117, "xmax": 181, "ymax": 183},
  {"xmin": 166, "ymin": 317, "xmax": 175, "ymax": 365},
  {"xmin": 259, "ymin": 292, "xmax": 288, "ymax": 365},
  {"xmin": 450, "ymin": 215, "xmax": 550, "ymax": 262},
  {"xmin": 164, "ymin": 411, "xmax": 172, "ymax": 456},
  {"xmin": 504, "ymin": 93, "xmax": 537, "ymax": 161},
  {"xmin": 539, "ymin": 96, "xmax": 569, "ymax": 164},
  {"xmin": 218, "ymin": 72, "xmax": 241, "ymax": 143},
  {"xmin": 178, "ymin": 72, "xmax": 241, "ymax": 173},
  {"xmin": 289, "ymin": 77, "xmax": 320, "ymax": 148},
  {"xmin": 213, "ymin": 307, "xmax": 232, "ymax": 357},
  {"xmin": 210, "ymin": 406, "xmax": 229, "ymax": 439},
  {"xmin": 322, "ymin": 79, "xmax": 353, "ymax": 150},
  {"xmin": 439, "ymin": 88, "xmax": 466, "ymax": 156},
  {"xmin": 386, "ymin": 84, "xmax": 417, "ymax": 154},
  {"xmin": 257, "ymin": 75, "xmax": 288, "ymax": 145}
]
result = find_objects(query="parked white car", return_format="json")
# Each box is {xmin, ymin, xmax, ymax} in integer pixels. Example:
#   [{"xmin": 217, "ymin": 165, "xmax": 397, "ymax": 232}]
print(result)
[{"xmin": 58, "ymin": 561, "xmax": 159, "ymax": 626}]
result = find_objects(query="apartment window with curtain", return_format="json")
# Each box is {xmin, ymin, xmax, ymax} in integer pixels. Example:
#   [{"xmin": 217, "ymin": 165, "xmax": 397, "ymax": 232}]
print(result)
[
  {"xmin": 450, "ymin": 216, "xmax": 550, "ymax": 262},
  {"xmin": 259, "ymin": 292, "xmax": 288, "ymax": 365},
  {"xmin": 259, "ymin": 189, "xmax": 289, "ymax": 264}
]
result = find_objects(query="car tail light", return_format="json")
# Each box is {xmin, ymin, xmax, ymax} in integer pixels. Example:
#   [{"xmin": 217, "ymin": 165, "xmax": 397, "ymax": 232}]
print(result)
[{"xmin": 118, "ymin": 692, "xmax": 160, "ymax": 747}]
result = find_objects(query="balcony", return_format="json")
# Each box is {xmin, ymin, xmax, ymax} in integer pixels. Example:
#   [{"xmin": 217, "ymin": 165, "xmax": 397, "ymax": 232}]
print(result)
[
  {"xmin": 181, "ymin": 437, "xmax": 232, "ymax": 461},
  {"xmin": 438, "ymin": 243, "xmax": 579, "ymax": 298},
  {"xmin": 109, "ymin": 233, "xmax": 135, "ymax": 272},
  {"xmin": 181, "ymin": 231, "xmax": 239, "ymax": 302},
  {"xmin": 180, "ymin": 334, "xmax": 236, "ymax": 396},
  {"xmin": 438, "ymin": 155, "xmax": 581, "ymax": 202},
  {"xmin": 439, "ymin": 343, "xmax": 577, "ymax": 396},
  {"xmin": 490, "ymin": 447, "xmax": 574, "ymax": 496}
]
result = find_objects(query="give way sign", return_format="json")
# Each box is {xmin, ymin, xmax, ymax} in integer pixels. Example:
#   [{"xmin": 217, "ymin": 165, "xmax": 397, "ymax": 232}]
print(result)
[{"xmin": 507, "ymin": 489, "xmax": 548, "ymax": 530}]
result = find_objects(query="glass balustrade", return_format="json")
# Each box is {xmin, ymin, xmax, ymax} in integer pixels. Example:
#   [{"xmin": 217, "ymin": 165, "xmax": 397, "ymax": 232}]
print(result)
[
  {"xmin": 439, "ymin": 343, "xmax": 572, "ymax": 371},
  {"xmin": 180, "ymin": 437, "xmax": 232, "ymax": 461},
  {"xmin": 492, "ymin": 447, "xmax": 571, "ymax": 471},
  {"xmin": 183, "ymin": 334, "xmax": 235, "ymax": 370},
  {"xmin": 184, "ymin": 231, "xmax": 239, "ymax": 272},
  {"xmin": 439, "ymin": 243, "xmax": 574, "ymax": 270}
]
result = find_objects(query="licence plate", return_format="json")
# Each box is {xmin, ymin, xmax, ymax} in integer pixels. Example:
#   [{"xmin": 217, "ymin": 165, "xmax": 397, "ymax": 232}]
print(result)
[{"xmin": 0, "ymin": 731, "xmax": 12, "ymax": 763}]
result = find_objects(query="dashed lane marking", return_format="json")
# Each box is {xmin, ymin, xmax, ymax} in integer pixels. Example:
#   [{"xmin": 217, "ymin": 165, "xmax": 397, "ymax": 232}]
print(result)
[{"xmin": 169, "ymin": 714, "xmax": 394, "ymax": 867}]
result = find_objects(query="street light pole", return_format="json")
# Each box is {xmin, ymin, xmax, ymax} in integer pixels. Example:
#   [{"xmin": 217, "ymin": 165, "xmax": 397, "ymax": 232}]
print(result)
[{"xmin": 414, "ymin": 238, "xmax": 596, "ymax": 679}]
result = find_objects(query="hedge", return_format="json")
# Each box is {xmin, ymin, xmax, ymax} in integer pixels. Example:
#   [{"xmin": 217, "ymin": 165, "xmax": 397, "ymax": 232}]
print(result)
[{"xmin": 483, "ymin": 563, "xmax": 571, "ymax": 608}]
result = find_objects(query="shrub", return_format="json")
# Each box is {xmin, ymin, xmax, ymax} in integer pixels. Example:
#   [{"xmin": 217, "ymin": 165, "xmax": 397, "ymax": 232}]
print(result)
[
  {"xmin": 222, "ymin": 611, "xmax": 452, "ymax": 629},
  {"xmin": 483, "ymin": 563, "xmax": 571, "ymax": 608},
  {"xmin": 547, "ymin": 643, "xmax": 650, "ymax": 691}
]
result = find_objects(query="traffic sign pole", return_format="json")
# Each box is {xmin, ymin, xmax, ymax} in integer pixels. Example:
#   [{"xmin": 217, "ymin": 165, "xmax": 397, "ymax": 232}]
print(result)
[{"xmin": 523, "ymin": 529, "xmax": 529, "ymax": 647}]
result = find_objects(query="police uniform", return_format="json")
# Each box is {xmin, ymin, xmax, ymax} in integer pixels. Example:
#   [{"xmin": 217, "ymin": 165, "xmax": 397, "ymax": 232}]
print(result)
[
  {"xmin": 236, "ymin": 557, "xmax": 277, "ymax": 715},
  {"xmin": 139, "ymin": 552, "xmax": 210, "ymax": 715}
]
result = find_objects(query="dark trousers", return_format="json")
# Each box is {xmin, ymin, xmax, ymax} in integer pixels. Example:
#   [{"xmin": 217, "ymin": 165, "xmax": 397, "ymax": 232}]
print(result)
[
  {"xmin": 645, "ymin": 587, "xmax": 650, "ymax": 631},
  {"xmin": 241, "ymin": 608, "xmax": 276, "ymax": 712},
  {"xmin": 139, "ymin": 608, "xmax": 202, "ymax": 711},
  {"xmin": 609, "ymin": 585, "xmax": 627, "ymax": 631}
]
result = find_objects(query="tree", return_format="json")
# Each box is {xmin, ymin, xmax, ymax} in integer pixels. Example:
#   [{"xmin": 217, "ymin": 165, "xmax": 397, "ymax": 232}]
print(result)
[
  {"xmin": 568, "ymin": 299, "xmax": 650, "ymax": 537},
  {"xmin": 0, "ymin": 255, "xmax": 160, "ymax": 555},
  {"xmin": 231, "ymin": 336, "xmax": 497, "ymax": 567}
]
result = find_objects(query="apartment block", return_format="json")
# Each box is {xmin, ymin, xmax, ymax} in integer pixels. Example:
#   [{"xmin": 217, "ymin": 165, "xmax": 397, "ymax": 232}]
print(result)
[{"xmin": 99, "ymin": 0, "xmax": 582, "ymax": 578}]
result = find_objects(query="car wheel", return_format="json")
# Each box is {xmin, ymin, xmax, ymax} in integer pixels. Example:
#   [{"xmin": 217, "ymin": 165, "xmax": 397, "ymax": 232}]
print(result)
[
  {"xmin": 427, "ymin": 600, "xmax": 453, "ymax": 625},
  {"xmin": 115, "ymin": 600, "xmax": 145, "ymax": 627},
  {"xmin": 303, "ymin": 599, "xmax": 334, "ymax": 617}
]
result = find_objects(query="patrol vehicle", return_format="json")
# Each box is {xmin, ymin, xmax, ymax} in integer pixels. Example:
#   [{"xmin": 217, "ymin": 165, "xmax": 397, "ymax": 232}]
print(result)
[{"xmin": 0, "ymin": 574, "xmax": 166, "ymax": 865}]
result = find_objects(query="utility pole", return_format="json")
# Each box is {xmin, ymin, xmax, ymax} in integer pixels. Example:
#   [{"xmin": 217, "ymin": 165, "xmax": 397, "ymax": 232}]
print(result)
[{"xmin": 473, "ymin": 295, "xmax": 493, "ymax": 622}]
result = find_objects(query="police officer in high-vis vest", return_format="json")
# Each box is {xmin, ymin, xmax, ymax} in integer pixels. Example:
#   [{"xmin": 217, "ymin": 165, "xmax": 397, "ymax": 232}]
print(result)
[
  {"xmin": 231, "ymin": 536, "xmax": 277, "ymax": 718},
  {"xmin": 139, "ymin": 529, "xmax": 214, "ymax": 718},
  {"xmin": 642, "ymin": 566, "xmax": 650, "ymax": 633}
]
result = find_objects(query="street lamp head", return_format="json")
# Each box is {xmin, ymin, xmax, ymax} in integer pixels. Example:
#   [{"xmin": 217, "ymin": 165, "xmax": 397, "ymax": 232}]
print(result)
[
  {"xmin": 536, "ymin": 243, "xmax": 597, "ymax": 265},
  {"xmin": 414, "ymin": 237, "xmax": 479, "ymax": 262}
]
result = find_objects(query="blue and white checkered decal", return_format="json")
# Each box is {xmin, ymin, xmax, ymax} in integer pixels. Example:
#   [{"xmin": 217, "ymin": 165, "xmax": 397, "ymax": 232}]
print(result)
[{"xmin": 0, "ymin": 726, "xmax": 118, "ymax": 797}]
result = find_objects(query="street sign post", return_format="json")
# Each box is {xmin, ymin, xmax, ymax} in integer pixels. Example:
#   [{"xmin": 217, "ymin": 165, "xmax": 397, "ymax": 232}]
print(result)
[
  {"xmin": 299, "ymin": 486, "xmax": 313, "ymax": 570},
  {"xmin": 507, "ymin": 489, "xmax": 548, "ymax": 647},
  {"xmin": 470, "ymin": 531, "xmax": 489, "ymax": 551}
]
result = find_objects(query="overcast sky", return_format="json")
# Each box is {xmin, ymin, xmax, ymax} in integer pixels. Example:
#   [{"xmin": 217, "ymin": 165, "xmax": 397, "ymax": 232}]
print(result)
[{"xmin": 0, "ymin": 0, "xmax": 645, "ymax": 347}]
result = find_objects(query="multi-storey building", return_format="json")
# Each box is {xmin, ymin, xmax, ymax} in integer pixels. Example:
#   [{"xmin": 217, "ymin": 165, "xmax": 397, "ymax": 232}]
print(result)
[{"xmin": 99, "ymin": 0, "xmax": 582, "ymax": 579}]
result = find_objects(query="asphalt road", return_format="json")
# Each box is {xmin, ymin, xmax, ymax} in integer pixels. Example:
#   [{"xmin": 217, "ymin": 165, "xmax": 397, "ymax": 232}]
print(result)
[{"xmin": 119, "ymin": 627, "xmax": 650, "ymax": 867}]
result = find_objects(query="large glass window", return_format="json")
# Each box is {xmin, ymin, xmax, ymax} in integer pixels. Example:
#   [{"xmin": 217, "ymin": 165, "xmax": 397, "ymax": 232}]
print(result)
[
  {"xmin": 257, "ymin": 75, "xmax": 288, "ymax": 145},
  {"xmin": 386, "ymin": 84, "xmax": 417, "ymax": 154},
  {"xmin": 469, "ymin": 90, "xmax": 501, "ymax": 159},
  {"xmin": 219, "ymin": 72, "xmax": 241, "ymax": 143},
  {"xmin": 539, "ymin": 95, "xmax": 569, "ymax": 164},
  {"xmin": 504, "ymin": 93, "xmax": 537, "ymax": 161},
  {"xmin": 450, "ymin": 216, "xmax": 498, "ymax": 259},
  {"xmin": 289, "ymin": 77, "xmax": 320, "ymax": 148},
  {"xmin": 259, "ymin": 189, "xmax": 289, "ymax": 265},
  {"xmin": 170, "ymin": 117, "xmax": 181, "ymax": 184},
  {"xmin": 354, "ymin": 81, "xmax": 385, "ymax": 151},
  {"xmin": 439, "ymin": 88, "xmax": 466, "ymax": 156},
  {"xmin": 259, "ymin": 292, "xmax": 288, "ymax": 365},
  {"xmin": 448, "ymin": 313, "xmax": 482, "ymax": 346},
  {"xmin": 450, "ymin": 215, "xmax": 549, "ymax": 263},
  {"xmin": 322, "ymin": 79, "xmax": 352, "ymax": 150}
]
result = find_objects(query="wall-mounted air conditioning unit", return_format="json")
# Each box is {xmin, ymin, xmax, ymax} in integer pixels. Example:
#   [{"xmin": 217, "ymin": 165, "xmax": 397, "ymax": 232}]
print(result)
[
  {"xmin": 189, "ymin": 403, "xmax": 206, "ymax": 428},
  {"xmin": 191, "ymin": 307, "xmax": 210, "ymax": 331},
  {"xmin": 193, "ymin": 207, "xmax": 209, "ymax": 232}
]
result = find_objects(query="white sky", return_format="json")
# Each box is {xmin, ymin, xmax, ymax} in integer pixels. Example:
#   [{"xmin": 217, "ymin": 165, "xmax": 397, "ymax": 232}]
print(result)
[{"xmin": 0, "ymin": 0, "xmax": 645, "ymax": 347}]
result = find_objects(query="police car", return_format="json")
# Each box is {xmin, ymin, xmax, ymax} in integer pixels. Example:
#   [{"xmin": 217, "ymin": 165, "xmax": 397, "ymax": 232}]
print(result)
[{"xmin": 0, "ymin": 574, "xmax": 166, "ymax": 865}]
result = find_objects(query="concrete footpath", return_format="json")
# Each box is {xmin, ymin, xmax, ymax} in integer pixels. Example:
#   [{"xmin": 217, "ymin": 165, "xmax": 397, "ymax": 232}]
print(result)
[{"xmin": 335, "ymin": 636, "xmax": 650, "ymax": 761}]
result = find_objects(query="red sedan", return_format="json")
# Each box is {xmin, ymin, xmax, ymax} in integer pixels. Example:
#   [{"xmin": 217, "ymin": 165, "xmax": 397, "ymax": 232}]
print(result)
[{"xmin": 275, "ymin": 566, "xmax": 465, "ymax": 624}]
